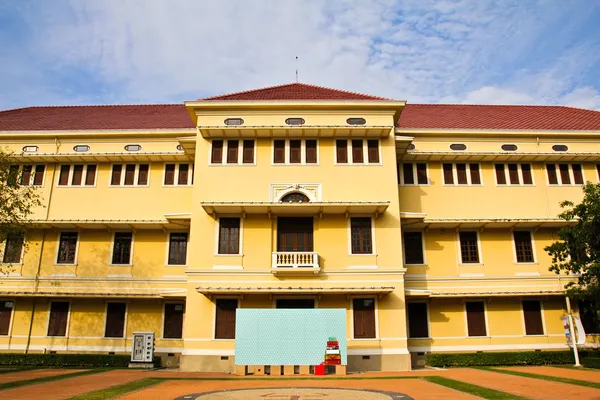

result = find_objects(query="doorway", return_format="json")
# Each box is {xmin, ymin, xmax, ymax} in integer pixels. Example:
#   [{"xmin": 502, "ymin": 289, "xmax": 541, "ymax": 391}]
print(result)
[
  {"xmin": 277, "ymin": 217, "xmax": 313, "ymax": 252},
  {"xmin": 276, "ymin": 299, "xmax": 315, "ymax": 309}
]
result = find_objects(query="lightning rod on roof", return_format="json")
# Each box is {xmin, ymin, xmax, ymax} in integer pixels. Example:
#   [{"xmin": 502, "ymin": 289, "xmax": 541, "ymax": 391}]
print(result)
[{"xmin": 295, "ymin": 56, "xmax": 299, "ymax": 83}]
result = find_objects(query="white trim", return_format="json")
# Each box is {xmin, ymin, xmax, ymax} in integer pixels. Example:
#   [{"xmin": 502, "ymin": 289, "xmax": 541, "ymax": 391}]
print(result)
[
  {"xmin": 441, "ymin": 162, "xmax": 483, "ymax": 186},
  {"xmin": 349, "ymin": 295, "xmax": 379, "ymax": 340},
  {"xmin": 398, "ymin": 162, "xmax": 430, "ymax": 186},
  {"xmin": 270, "ymin": 138, "xmax": 320, "ymax": 166},
  {"xmin": 16, "ymin": 163, "xmax": 47, "ymax": 187},
  {"xmin": 108, "ymin": 231, "xmax": 135, "ymax": 266},
  {"xmin": 183, "ymin": 349, "xmax": 235, "ymax": 356},
  {"xmin": 516, "ymin": 272, "xmax": 541, "ymax": 277},
  {"xmin": 46, "ymin": 300, "xmax": 71, "ymax": 337},
  {"xmin": 545, "ymin": 162, "xmax": 585, "ymax": 186},
  {"xmin": 211, "ymin": 265, "xmax": 243, "ymax": 270},
  {"xmin": 347, "ymin": 215, "xmax": 377, "ymax": 256},
  {"xmin": 103, "ymin": 301, "xmax": 128, "ymax": 339},
  {"xmin": 162, "ymin": 162, "xmax": 194, "ymax": 186},
  {"xmin": 334, "ymin": 138, "xmax": 382, "ymax": 166},
  {"xmin": 408, "ymin": 343, "xmax": 568, "ymax": 352},
  {"xmin": 56, "ymin": 163, "xmax": 98, "ymax": 187},
  {"xmin": 209, "ymin": 138, "xmax": 257, "ymax": 166},
  {"xmin": 108, "ymin": 163, "xmax": 151, "ymax": 187},
  {"xmin": 456, "ymin": 230, "xmax": 483, "ymax": 265},
  {"xmin": 215, "ymin": 216, "xmax": 243, "ymax": 256},
  {"xmin": 347, "ymin": 348, "xmax": 410, "ymax": 356},
  {"xmin": 346, "ymin": 265, "xmax": 378, "ymax": 270},
  {"xmin": 494, "ymin": 163, "xmax": 536, "ymax": 186},
  {"xmin": 54, "ymin": 231, "xmax": 80, "ymax": 266}
]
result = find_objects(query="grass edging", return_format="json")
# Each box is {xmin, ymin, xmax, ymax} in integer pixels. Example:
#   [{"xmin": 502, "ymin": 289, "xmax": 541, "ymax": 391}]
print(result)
[
  {"xmin": 481, "ymin": 367, "xmax": 600, "ymax": 389},
  {"xmin": 0, "ymin": 367, "xmax": 39, "ymax": 375},
  {"xmin": 0, "ymin": 368, "xmax": 109, "ymax": 391},
  {"xmin": 423, "ymin": 376, "xmax": 529, "ymax": 400},
  {"xmin": 66, "ymin": 378, "xmax": 163, "ymax": 400}
]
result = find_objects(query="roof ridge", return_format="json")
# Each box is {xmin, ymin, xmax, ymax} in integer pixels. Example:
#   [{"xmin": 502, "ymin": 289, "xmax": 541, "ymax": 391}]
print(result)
[
  {"xmin": 202, "ymin": 82, "xmax": 300, "ymax": 100},
  {"xmin": 1, "ymin": 103, "xmax": 185, "ymax": 112},
  {"xmin": 406, "ymin": 103, "xmax": 569, "ymax": 108}
]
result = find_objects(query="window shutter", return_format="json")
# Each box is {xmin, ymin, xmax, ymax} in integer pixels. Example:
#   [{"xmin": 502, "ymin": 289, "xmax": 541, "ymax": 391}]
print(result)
[
  {"xmin": 104, "ymin": 303, "xmax": 126, "ymax": 338},
  {"xmin": 495, "ymin": 164, "xmax": 506, "ymax": 184},
  {"xmin": 211, "ymin": 140, "xmax": 223, "ymax": 163},
  {"xmin": 124, "ymin": 164, "xmax": 136, "ymax": 185},
  {"xmin": 416, "ymin": 163, "xmax": 428, "ymax": 184},
  {"xmin": 289, "ymin": 140, "xmax": 301, "ymax": 163},
  {"xmin": 522, "ymin": 164, "xmax": 533, "ymax": 184},
  {"xmin": 336, "ymin": 140, "xmax": 348, "ymax": 163},
  {"xmin": 20, "ymin": 165, "xmax": 32, "ymax": 185},
  {"xmin": 227, "ymin": 140, "xmax": 239, "ymax": 164},
  {"xmin": 274, "ymin": 140, "xmax": 286, "ymax": 164},
  {"xmin": 0, "ymin": 302, "xmax": 13, "ymax": 335},
  {"xmin": 351, "ymin": 140, "xmax": 364, "ymax": 163},
  {"xmin": 572, "ymin": 164, "xmax": 583, "ymax": 184},
  {"xmin": 137, "ymin": 164, "xmax": 149, "ymax": 185},
  {"xmin": 402, "ymin": 164, "xmax": 414, "ymax": 184},
  {"xmin": 469, "ymin": 164, "xmax": 481, "ymax": 184},
  {"xmin": 215, "ymin": 299, "xmax": 237, "ymax": 339},
  {"xmin": 164, "ymin": 304, "xmax": 184, "ymax": 339},
  {"xmin": 305, "ymin": 140, "xmax": 317, "ymax": 163},
  {"xmin": 514, "ymin": 231, "xmax": 533, "ymax": 263},
  {"xmin": 59, "ymin": 165, "xmax": 70, "ymax": 186},
  {"xmin": 443, "ymin": 163, "xmax": 454, "ymax": 184},
  {"xmin": 456, "ymin": 164, "xmax": 468, "ymax": 184},
  {"xmin": 48, "ymin": 302, "xmax": 69, "ymax": 337},
  {"xmin": 466, "ymin": 301, "xmax": 486, "ymax": 336},
  {"xmin": 85, "ymin": 165, "xmax": 97, "ymax": 186},
  {"xmin": 33, "ymin": 165, "xmax": 45, "ymax": 186},
  {"xmin": 177, "ymin": 164, "xmax": 189, "ymax": 185},
  {"xmin": 523, "ymin": 300, "xmax": 544, "ymax": 335},
  {"xmin": 242, "ymin": 140, "xmax": 255, "ymax": 164},
  {"xmin": 367, "ymin": 140, "xmax": 379, "ymax": 163},
  {"xmin": 559, "ymin": 164, "xmax": 571, "ymax": 184},
  {"xmin": 547, "ymin": 164, "xmax": 558, "ymax": 184},
  {"xmin": 508, "ymin": 164, "xmax": 519, "ymax": 184},
  {"xmin": 71, "ymin": 165, "xmax": 83, "ymax": 185},
  {"xmin": 407, "ymin": 303, "xmax": 429, "ymax": 338},
  {"xmin": 350, "ymin": 218, "xmax": 372, "ymax": 254},
  {"xmin": 111, "ymin": 165, "xmax": 122, "ymax": 185},
  {"xmin": 353, "ymin": 299, "xmax": 375, "ymax": 338}
]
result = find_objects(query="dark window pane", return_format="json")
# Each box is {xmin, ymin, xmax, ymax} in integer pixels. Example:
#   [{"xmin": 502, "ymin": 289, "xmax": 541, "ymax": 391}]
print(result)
[
  {"xmin": 416, "ymin": 163, "xmax": 428, "ymax": 184},
  {"xmin": 274, "ymin": 140, "xmax": 286, "ymax": 164},
  {"xmin": 211, "ymin": 140, "xmax": 223, "ymax": 163},
  {"xmin": 0, "ymin": 301, "xmax": 14, "ymax": 335},
  {"xmin": 20, "ymin": 165, "xmax": 32, "ymax": 185},
  {"xmin": 277, "ymin": 217, "xmax": 313, "ymax": 252},
  {"xmin": 402, "ymin": 163, "xmax": 414, "ymax": 184},
  {"xmin": 227, "ymin": 140, "xmax": 239, "ymax": 164},
  {"xmin": 508, "ymin": 164, "xmax": 519, "ymax": 184},
  {"xmin": 456, "ymin": 164, "xmax": 467, "ymax": 184},
  {"xmin": 523, "ymin": 300, "xmax": 544, "ymax": 335},
  {"xmin": 572, "ymin": 164, "xmax": 583, "ymax": 184},
  {"xmin": 495, "ymin": 164, "xmax": 506, "ymax": 185},
  {"xmin": 124, "ymin": 164, "xmax": 135, "ymax": 185},
  {"xmin": 305, "ymin": 140, "xmax": 317, "ymax": 164},
  {"xmin": 289, "ymin": 140, "xmax": 301, "ymax": 163},
  {"xmin": 164, "ymin": 303, "xmax": 184, "ymax": 339},
  {"xmin": 466, "ymin": 301, "xmax": 486, "ymax": 336},
  {"xmin": 138, "ymin": 164, "xmax": 149, "ymax": 185},
  {"xmin": 85, "ymin": 165, "xmax": 97, "ymax": 186},
  {"xmin": 71, "ymin": 165, "xmax": 83, "ymax": 186},
  {"xmin": 3, "ymin": 233, "xmax": 24, "ymax": 264},
  {"xmin": 47, "ymin": 302, "xmax": 69, "ymax": 337},
  {"xmin": 459, "ymin": 232, "xmax": 479, "ymax": 263},
  {"xmin": 111, "ymin": 165, "xmax": 122, "ymax": 185},
  {"xmin": 336, "ymin": 140, "xmax": 348, "ymax": 163},
  {"xmin": 8, "ymin": 165, "xmax": 19, "ymax": 186},
  {"xmin": 104, "ymin": 303, "xmax": 126, "ymax": 338},
  {"xmin": 559, "ymin": 164, "xmax": 571, "ymax": 184},
  {"xmin": 215, "ymin": 299, "xmax": 237, "ymax": 339},
  {"xmin": 547, "ymin": 164, "xmax": 558, "ymax": 184},
  {"xmin": 469, "ymin": 164, "xmax": 481, "ymax": 184},
  {"xmin": 443, "ymin": 163, "xmax": 454, "ymax": 184},
  {"xmin": 59, "ymin": 165, "xmax": 70, "ymax": 186},
  {"xmin": 407, "ymin": 303, "xmax": 429, "ymax": 338},
  {"xmin": 242, "ymin": 140, "xmax": 255, "ymax": 164},
  {"xmin": 164, "ymin": 164, "xmax": 175, "ymax": 185},
  {"xmin": 219, "ymin": 218, "xmax": 240, "ymax": 254},
  {"xmin": 514, "ymin": 231, "xmax": 534, "ymax": 263},
  {"xmin": 178, "ymin": 164, "xmax": 189, "ymax": 185},
  {"xmin": 352, "ymin": 140, "xmax": 364, "ymax": 163},
  {"xmin": 367, "ymin": 140, "xmax": 379, "ymax": 163},
  {"xmin": 353, "ymin": 298, "xmax": 376, "ymax": 339},
  {"xmin": 112, "ymin": 232, "xmax": 132, "ymax": 264},
  {"xmin": 351, "ymin": 217, "xmax": 372, "ymax": 254},
  {"xmin": 57, "ymin": 232, "xmax": 77, "ymax": 264},
  {"xmin": 168, "ymin": 233, "xmax": 188, "ymax": 265},
  {"xmin": 522, "ymin": 164, "xmax": 533, "ymax": 185},
  {"xmin": 33, "ymin": 165, "xmax": 45, "ymax": 186},
  {"xmin": 403, "ymin": 232, "xmax": 424, "ymax": 264}
]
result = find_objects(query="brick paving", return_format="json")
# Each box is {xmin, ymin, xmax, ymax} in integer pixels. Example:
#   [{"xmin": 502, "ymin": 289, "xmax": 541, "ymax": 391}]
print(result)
[
  {"xmin": 0, "ymin": 368, "xmax": 84, "ymax": 384},
  {"xmin": 444, "ymin": 368, "xmax": 600, "ymax": 400},
  {"xmin": 501, "ymin": 366, "xmax": 600, "ymax": 383}
]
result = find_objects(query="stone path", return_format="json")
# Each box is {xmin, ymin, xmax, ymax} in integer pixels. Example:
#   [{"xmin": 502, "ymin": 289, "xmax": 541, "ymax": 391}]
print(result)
[
  {"xmin": 501, "ymin": 366, "xmax": 600, "ymax": 383},
  {"xmin": 0, "ymin": 368, "xmax": 84, "ymax": 384}
]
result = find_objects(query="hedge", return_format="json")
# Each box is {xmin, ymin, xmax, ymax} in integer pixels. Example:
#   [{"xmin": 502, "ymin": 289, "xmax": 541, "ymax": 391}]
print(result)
[
  {"xmin": 0, "ymin": 354, "xmax": 131, "ymax": 368},
  {"xmin": 427, "ymin": 351, "xmax": 575, "ymax": 367}
]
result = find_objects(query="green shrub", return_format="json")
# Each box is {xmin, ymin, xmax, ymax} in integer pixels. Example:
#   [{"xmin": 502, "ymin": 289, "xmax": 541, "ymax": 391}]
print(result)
[
  {"xmin": 427, "ymin": 351, "xmax": 575, "ymax": 367},
  {"xmin": 582, "ymin": 357, "xmax": 600, "ymax": 369},
  {"xmin": 0, "ymin": 353, "xmax": 131, "ymax": 368}
]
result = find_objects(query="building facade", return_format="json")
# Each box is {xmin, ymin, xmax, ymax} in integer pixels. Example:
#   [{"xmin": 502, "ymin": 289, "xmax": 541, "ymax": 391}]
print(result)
[{"xmin": 0, "ymin": 83, "xmax": 599, "ymax": 372}]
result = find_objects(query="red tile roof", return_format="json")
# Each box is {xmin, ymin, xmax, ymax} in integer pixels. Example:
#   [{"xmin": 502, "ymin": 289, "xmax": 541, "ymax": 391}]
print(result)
[
  {"xmin": 399, "ymin": 104, "xmax": 600, "ymax": 131},
  {"xmin": 202, "ymin": 83, "xmax": 388, "ymax": 101},
  {"xmin": 0, "ymin": 104, "xmax": 194, "ymax": 131}
]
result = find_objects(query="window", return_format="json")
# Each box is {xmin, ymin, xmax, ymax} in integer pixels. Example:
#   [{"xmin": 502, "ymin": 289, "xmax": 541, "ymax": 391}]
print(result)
[
  {"xmin": 218, "ymin": 218, "xmax": 240, "ymax": 255},
  {"xmin": 285, "ymin": 117, "xmax": 305, "ymax": 126},
  {"xmin": 272, "ymin": 139, "xmax": 318, "ymax": 165},
  {"xmin": 56, "ymin": 232, "xmax": 78, "ymax": 264},
  {"xmin": 466, "ymin": 301, "xmax": 487, "ymax": 336},
  {"xmin": 403, "ymin": 232, "xmax": 424, "ymax": 265},
  {"xmin": 353, "ymin": 298, "xmax": 376, "ymax": 339},
  {"xmin": 211, "ymin": 140, "xmax": 255, "ymax": 165},
  {"xmin": 164, "ymin": 303, "xmax": 184, "ymax": 339},
  {"xmin": 514, "ymin": 231, "xmax": 534, "ymax": 263},
  {"xmin": 73, "ymin": 145, "xmax": 90, "ymax": 152},
  {"xmin": 442, "ymin": 163, "xmax": 481, "ymax": 185},
  {"xmin": 546, "ymin": 164, "xmax": 583, "ymax": 185},
  {"xmin": 522, "ymin": 300, "xmax": 544, "ymax": 335},
  {"xmin": 336, "ymin": 139, "xmax": 380, "ymax": 165},
  {"xmin": 495, "ymin": 164, "xmax": 533, "ymax": 185},
  {"xmin": 346, "ymin": 117, "xmax": 366, "ymax": 125},
  {"xmin": 459, "ymin": 232, "xmax": 479, "ymax": 263},
  {"xmin": 552, "ymin": 144, "xmax": 568, "ymax": 152},
  {"xmin": 22, "ymin": 145, "xmax": 39, "ymax": 153},
  {"xmin": 110, "ymin": 164, "xmax": 149, "ymax": 186},
  {"xmin": 450, "ymin": 143, "xmax": 467, "ymax": 151},
  {"xmin": 398, "ymin": 163, "xmax": 428, "ymax": 185},
  {"xmin": 168, "ymin": 233, "xmax": 188, "ymax": 265},
  {"xmin": 215, "ymin": 299, "xmax": 237, "ymax": 339},
  {"xmin": 224, "ymin": 118, "xmax": 244, "ymax": 126},
  {"xmin": 350, "ymin": 217, "xmax": 372, "ymax": 254},
  {"xmin": 47, "ymin": 301, "xmax": 69, "ymax": 337},
  {"xmin": 3, "ymin": 232, "xmax": 24, "ymax": 264},
  {"xmin": 0, "ymin": 301, "xmax": 14, "ymax": 335},
  {"xmin": 124, "ymin": 144, "xmax": 142, "ymax": 152},
  {"xmin": 104, "ymin": 303, "xmax": 126, "ymax": 338},
  {"xmin": 11, "ymin": 164, "xmax": 45, "ymax": 186},
  {"xmin": 164, "ymin": 164, "xmax": 193, "ymax": 186},
  {"xmin": 280, "ymin": 192, "xmax": 310, "ymax": 203},
  {"xmin": 407, "ymin": 303, "xmax": 429, "ymax": 338},
  {"xmin": 111, "ymin": 232, "xmax": 133, "ymax": 265},
  {"xmin": 501, "ymin": 144, "xmax": 518, "ymax": 151}
]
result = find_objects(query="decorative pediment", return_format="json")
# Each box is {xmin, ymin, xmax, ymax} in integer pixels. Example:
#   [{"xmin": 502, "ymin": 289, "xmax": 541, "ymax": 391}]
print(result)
[{"xmin": 270, "ymin": 183, "xmax": 321, "ymax": 202}]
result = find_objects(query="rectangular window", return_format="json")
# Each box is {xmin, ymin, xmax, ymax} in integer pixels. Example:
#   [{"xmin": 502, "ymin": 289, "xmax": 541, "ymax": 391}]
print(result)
[
  {"xmin": 547, "ymin": 164, "xmax": 558, "ymax": 184},
  {"xmin": 84, "ymin": 165, "xmax": 96, "ymax": 186},
  {"xmin": 8, "ymin": 165, "xmax": 19, "ymax": 185},
  {"xmin": 403, "ymin": 232, "xmax": 424, "ymax": 265},
  {"xmin": 444, "ymin": 163, "xmax": 481, "ymax": 185},
  {"xmin": 353, "ymin": 298, "xmax": 376, "ymax": 339},
  {"xmin": 227, "ymin": 140, "xmax": 239, "ymax": 164},
  {"xmin": 104, "ymin": 303, "xmax": 126, "ymax": 338},
  {"xmin": 336, "ymin": 140, "xmax": 348, "ymax": 163},
  {"xmin": 111, "ymin": 164, "xmax": 122, "ymax": 185},
  {"xmin": 163, "ymin": 303, "xmax": 184, "ymax": 339},
  {"xmin": 20, "ymin": 165, "xmax": 32, "ymax": 185},
  {"xmin": 459, "ymin": 232, "xmax": 479, "ymax": 263},
  {"xmin": 350, "ymin": 217, "xmax": 372, "ymax": 254},
  {"xmin": 215, "ymin": 299, "xmax": 237, "ymax": 339},
  {"xmin": 59, "ymin": 165, "xmax": 70, "ymax": 185},
  {"xmin": 3, "ymin": 233, "xmax": 24, "ymax": 264},
  {"xmin": 289, "ymin": 140, "xmax": 301, "ymax": 163},
  {"xmin": 466, "ymin": 301, "xmax": 487, "ymax": 337},
  {"xmin": 0, "ymin": 301, "xmax": 13, "ymax": 336},
  {"xmin": 522, "ymin": 164, "xmax": 533, "ymax": 185},
  {"xmin": 443, "ymin": 163, "xmax": 454, "ymax": 184},
  {"xmin": 402, "ymin": 163, "xmax": 414, "ymax": 185},
  {"xmin": 495, "ymin": 164, "xmax": 507, "ymax": 185},
  {"xmin": 273, "ymin": 139, "xmax": 318, "ymax": 165},
  {"xmin": 456, "ymin": 163, "xmax": 468, "ymax": 184},
  {"xmin": 111, "ymin": 232, "xmax": 133, "ymax": 265},
  {"xmin": 559, "ymin": 164, "xmax": 570, "ymax": 184},
  {"xmin": 124, "ymin": 164, "xmax": 136, "ymax": 185},
  {"xmin": 305, "ymin": 140, "xmax": 317, "ymax": 164},
  {"xmin": 407, "ymin": 303, "xmax": 429, "ymax": 338},
  {"xmin": 242, "ymin": 140, "xmax": 255, "ymax": 164},
  {"xmin": 168, "ymin": 233, "xmax": 188, "ymax": 265},
  {"xmin": 178, "ymin": 164, "xmax": 189, "ymax": 185},
  {"xmin": 33, "ymin": 165, "xmax": 45, "ymax": 186},
  {"xmin": 352, "ymin": 140, "xmax": 364, "ymax": 163},
  {"xmin": 495, "ymin": 163, "xmax": 534, "ymax": 186},
  {"xmin": 164, "ymin": 164, "xmax": 175, "ymax": 185},
  {"xmin": 523, "ymin": 300, "xmax": 544, "ymax": 335},
  {"xmin": 508, "ymin": 164, "xmax": 519, "ymax": 184},
  {"xmin": 274, "ymin": 140, "xmax": 285, "ymax": 164},
  {"xmin": 57, "ymin": 232, "xmax": 78, "ymax": 264},
  {"xmin": 416, "ymin": 163, "xmax": 428, "ymax": 184},
  {"xmin": 572, "ymin": 164, "xmax": 584, "ymax": 184},
  {"xmin": 218, "ymin": 218, "xmax": 240, "ymax": 254},
  {"xmin": 514, "ymin": 231, "xmax": 534, "ymax": 263},
  {"xmin": 367, "ymin": 140, "xmax": 379, "ymax": 163},
  {"xmin": 138, "ymin": 164, "xmax": 149, "ymax": 185},
  {"xmin": 71, "ymin": 165, "xmax": 83, "ymax": 186},
  {"xmin": 57, "ymin": 165, "xmax": 96, "ymax": 186},
  {"xmin": 111, "ymin": 164, "xmax": 149, "ymax": 186},
  {"xmin": 47, "ymin": 301, "xmax": 69, "ymax": 337},
  {"xmin": 469, "ymin": 163, "xmax": 481, "ymax": 184},
  {"xmin": 211, "ymin": 140, "xmax": 223, "ymax": 164},
  {"xmin": 547, "ymin": 163, "xmax": 583, "ymax": 185}
]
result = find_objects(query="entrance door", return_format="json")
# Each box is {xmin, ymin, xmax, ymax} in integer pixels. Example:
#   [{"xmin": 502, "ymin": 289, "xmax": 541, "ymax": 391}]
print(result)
[
  {"xmin": 277, "ymin": 217, "xmax": 313, "ymax": 252},
  {"xmin": 276, "ymin": 299, "xmax": 315, "ymax": 309}
]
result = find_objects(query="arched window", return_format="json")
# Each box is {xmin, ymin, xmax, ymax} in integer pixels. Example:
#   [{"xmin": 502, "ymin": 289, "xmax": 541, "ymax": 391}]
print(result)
[{"xmin": 280, "ymin": 192, "xmax": 310, "ymax": 203}]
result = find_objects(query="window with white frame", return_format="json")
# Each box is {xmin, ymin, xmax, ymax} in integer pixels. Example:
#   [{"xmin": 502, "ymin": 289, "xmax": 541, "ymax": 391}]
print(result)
[
  {"xmin": 57, "ymin": 164, "xmax": 97, "ymax": 186},
  {"xmin": 403, "ymin": 231, "xmax": 424, "ymax": 265},
  {"xmin": 336, "ymin": 139, "xmax": 380, "ymax": 164},
  {"xmin": 495, "ymin": 163, "xmax": 534, "ymax": 185},
  {"xmin": 8, "ymin": 164, "xmax": 45, "ymax": 186},
  {"xmin": 514, "ymin": 231, "xmax": 534, "ymax": 263},
  {"xmin": 350, "ymin": 217, "xmax": 373, "ymax": 254},
  {"xmin": 273, "ymin": 139, "xmax": 318, "ymax": 165},
  {"xmin": 2, "ymin": 232, "xmax": 24, "ymax": 264},
  {"xmin": 211, "ymin": 139, "xmax": 255, "ymax": 165},
  {"xmin": 398, "ymin": 163, "xmax": 428, "ymax": 185},
  {"xmin": 167, "ymin": 233, "xmax": 188, "ymax": 265},
  {"xmin": 442, "ymin": 163, "xmax": 481, "ymax": 185},
  {"xmin": 164, "ymin": 163, "xmax": 193, "ymax": 186},
  {"xmin": 56, "ymin": 232, "xmax": 78, "ymax": 264},
  {"xmin": 459, "ymin": 231, "xmax": 480, "ymax": 263},
  {"xmin": 110, "ymin": 164, "xmax": 149, "ymax": 186},
  {"xmin": 546, "ymin": 163, "xmax": 584, "ymax": 185},
  {"xmin": 218, "ymin": 218, "xmax": 241, "ymax": 255},
  {"xmin": 111, "ymin": 232, "xmax": 133, "ymax": 265}
]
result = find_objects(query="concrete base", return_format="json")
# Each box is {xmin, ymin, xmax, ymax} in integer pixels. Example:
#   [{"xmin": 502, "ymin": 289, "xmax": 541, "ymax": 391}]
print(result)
[
  {"xmin": 299, "ymin": 365, "xmax": 310, "ymax": 375},
  {"xmin": 283, "ymin": 365, "xmax": 295, "ymax": 375},
  {"xmin": 128, "ymin": 362, "xmax": 155, "ymax": 369},
  {"xmin": 179, "ymin": 354, "xmax": 235, "ymax": 372},
  {"xmin": 347, "ymin": 353, "xmax": 411, "ymax": 372}
]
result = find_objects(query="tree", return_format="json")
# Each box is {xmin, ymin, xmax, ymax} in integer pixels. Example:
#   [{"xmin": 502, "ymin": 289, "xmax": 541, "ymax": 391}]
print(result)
[
  {"xmin": 545, "ymin": 182, "xmax": 600, "ymax": 330},
  {"xmin": 0, "ymin": 148, "xmax": 42, "ymax": 260}
]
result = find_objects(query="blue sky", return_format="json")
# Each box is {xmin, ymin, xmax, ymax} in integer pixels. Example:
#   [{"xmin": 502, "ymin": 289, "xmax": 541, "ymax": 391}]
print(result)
[{"xmin": 1, "ymin": 0, "xmax": 599, "ymax": 110}]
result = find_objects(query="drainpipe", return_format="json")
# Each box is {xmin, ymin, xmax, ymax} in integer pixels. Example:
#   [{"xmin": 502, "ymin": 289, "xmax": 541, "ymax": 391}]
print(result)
[{"xmin": 565, "ymin": 296, "xmax": 581, "ymax": 366}]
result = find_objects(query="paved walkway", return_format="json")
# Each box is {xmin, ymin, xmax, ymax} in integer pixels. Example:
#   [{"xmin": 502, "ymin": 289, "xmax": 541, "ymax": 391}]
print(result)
[
  {"xmin": 501, "ymin": 366, "xmax": 600, "ymax": 383},
  {"xmin": 0, "ymin": 368, "xmax": 83, "ymax": 384}
]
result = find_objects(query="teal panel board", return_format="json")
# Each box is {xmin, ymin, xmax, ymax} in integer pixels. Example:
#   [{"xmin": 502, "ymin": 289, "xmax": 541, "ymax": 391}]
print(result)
[{"xmin": 235, "ymin": 309, "xmax": 347, "ymax": 366}]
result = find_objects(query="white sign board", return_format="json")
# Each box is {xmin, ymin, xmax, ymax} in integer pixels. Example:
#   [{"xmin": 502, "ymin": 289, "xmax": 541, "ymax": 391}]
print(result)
[{"xmin": 131, "ymin": 332, "xmax": 154, "ymax": 362}]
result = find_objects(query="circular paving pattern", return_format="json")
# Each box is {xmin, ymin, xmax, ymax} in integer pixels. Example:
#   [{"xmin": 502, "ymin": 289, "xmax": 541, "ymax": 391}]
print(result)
[{"xmin": 175, "ymin": 387, "xmax": 414, "ymax": 400}]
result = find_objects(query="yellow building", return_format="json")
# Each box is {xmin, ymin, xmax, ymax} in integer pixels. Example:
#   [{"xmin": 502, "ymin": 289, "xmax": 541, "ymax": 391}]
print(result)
[{"xmin": 0, "ymin": 83, "xmax": 599, "ymax": 372}]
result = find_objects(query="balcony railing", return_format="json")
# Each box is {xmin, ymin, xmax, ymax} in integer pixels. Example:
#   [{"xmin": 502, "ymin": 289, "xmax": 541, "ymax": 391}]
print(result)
[{"xmin": 272, "ymin": 252, "xmax": 320, "ymax": 274}]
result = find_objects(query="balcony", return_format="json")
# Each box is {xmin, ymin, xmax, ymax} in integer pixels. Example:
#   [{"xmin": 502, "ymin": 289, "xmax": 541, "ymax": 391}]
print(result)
[{"xmin": 271, "ymin": 252, "xmax": 320, "ymax": 275}]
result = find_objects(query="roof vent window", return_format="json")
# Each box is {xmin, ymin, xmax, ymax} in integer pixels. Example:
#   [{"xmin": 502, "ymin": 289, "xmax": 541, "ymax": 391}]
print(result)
[
  {"xmin": 73, "ymin": 145, "xmax": 90, "ymax": 152},
  {"xmin": 346, "ymin": 117, "xmax": 366, "ymax": 125},
  {"xmin": 407, "ymin": 144, "xmax": 416, "ymax": 151},
  {"xmin": 552, "ymin": 144, "xmax": 568, "ymax": 152},
  {"xmin": 22, "ymin": 145, "xmax": 39, "ymax": 153},
  {"xmin": 125, "ymin": 144, "xmax": 142, "ymax": 152},
  {"xmin": 285, "ymin": 118, "xmax": 305, "ymax": 126},
  {"xmin": 177, "ymin": 145, "xmax": 184, "ymax": 151},
  {"xmin": 501, "ymin": 144, "xmax": 518, "ymax": 151},
  {"xmin": 224, "ymin": 118, "xmax": 244, "ymax": 126},
  {"xmin": 450, "ymin": 143, "xmax": 467, "ymax": 151}
]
